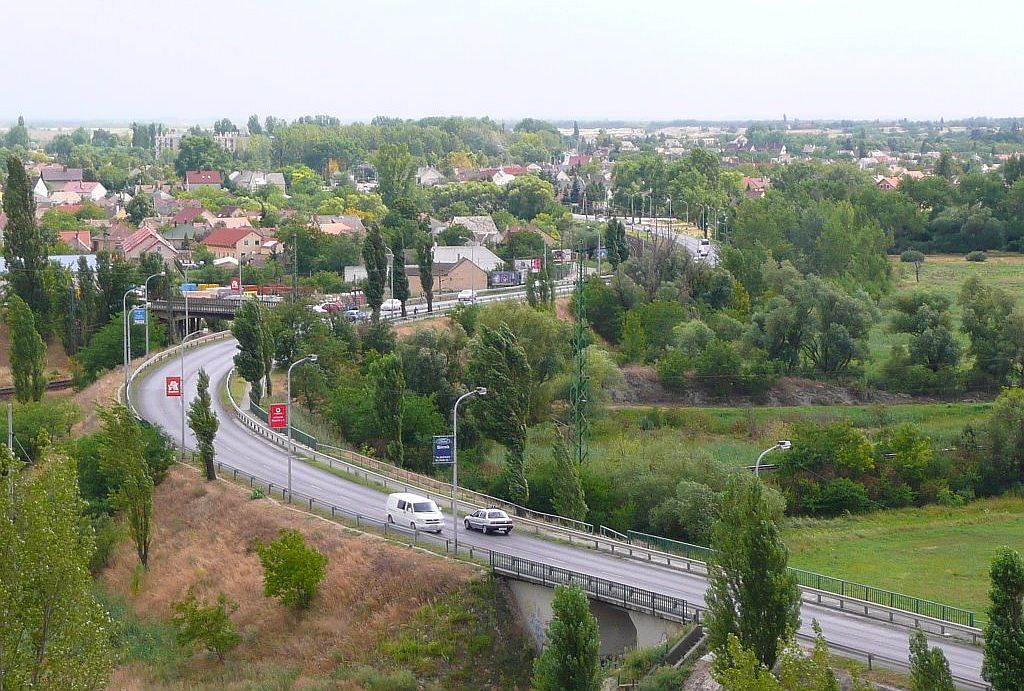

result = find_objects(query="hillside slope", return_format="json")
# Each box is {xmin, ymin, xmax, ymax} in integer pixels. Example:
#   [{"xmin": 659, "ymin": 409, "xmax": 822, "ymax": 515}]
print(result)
[{"xmin": 102, "ymin": 464, "xmax": 534, "ymax": 690}]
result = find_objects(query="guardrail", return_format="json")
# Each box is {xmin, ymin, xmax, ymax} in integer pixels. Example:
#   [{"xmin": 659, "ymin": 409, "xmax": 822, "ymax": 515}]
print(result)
[{"xmin": 627, "ymin": 530, "xmax": 976, "ymax": 630}]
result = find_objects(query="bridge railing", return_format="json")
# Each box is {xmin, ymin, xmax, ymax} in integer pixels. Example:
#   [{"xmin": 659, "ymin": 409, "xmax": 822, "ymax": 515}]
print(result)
[{"xmin": 626, "ymin": 530, "xmax": 976, "ymax": 629}]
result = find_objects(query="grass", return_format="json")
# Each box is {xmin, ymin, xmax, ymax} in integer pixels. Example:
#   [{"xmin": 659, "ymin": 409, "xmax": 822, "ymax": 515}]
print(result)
[{"xmin": 784, "ymin": 495, "xmax": 1024, "ymax": 616}]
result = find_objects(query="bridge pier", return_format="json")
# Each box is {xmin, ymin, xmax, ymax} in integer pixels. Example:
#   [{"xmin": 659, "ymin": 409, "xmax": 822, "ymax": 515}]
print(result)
[{"xmin": 504, "ymin": 579, "xmax": 682, "ymax": 656}]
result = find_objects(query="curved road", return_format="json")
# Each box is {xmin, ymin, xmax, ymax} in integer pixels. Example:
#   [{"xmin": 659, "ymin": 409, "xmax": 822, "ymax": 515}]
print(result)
[{"xmin": 134, "ymin": 337, "xmax": 984, "ymax": 685}]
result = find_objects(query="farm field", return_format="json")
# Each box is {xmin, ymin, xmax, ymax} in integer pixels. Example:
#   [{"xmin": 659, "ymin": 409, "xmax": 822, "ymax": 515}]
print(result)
[{"xmin": 784, "ymin": 495, "xmax": 1024, "ymax": 616}]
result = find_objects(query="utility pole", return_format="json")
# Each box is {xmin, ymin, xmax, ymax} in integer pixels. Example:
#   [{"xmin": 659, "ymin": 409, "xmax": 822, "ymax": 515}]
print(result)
[{"xmin": 7, "ymin": 403, "xmax": 12, "ymax": 454}]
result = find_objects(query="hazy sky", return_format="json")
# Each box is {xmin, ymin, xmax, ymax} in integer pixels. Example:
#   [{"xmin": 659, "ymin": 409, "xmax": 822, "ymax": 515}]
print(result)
[{"xmin": 3, "ymin": 0, "xmax": 1022, "ymax": 124}]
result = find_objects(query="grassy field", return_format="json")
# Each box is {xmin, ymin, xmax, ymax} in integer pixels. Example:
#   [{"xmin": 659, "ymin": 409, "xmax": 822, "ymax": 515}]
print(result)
[{"xmin": 785, "ymin": 495, "xmax": 1024, "ymax": 616}]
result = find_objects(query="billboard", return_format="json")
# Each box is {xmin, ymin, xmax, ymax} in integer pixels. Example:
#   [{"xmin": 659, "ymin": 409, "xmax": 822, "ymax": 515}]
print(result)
[
  {"xmin": 165, "ymin": 376, "xmax": 181, "ymax": 397},
  {"xmin": 433, "ymin": 435, "xmax": 454, "ymax": 464},
  {"xmin": 490, "ymin": 271, "xmax": 521, "ymax": 287},
  {"xmin": 230, "ymin": 276, "xmax": 241, "ymax": 292},
  {"xmin": 268, "ymin": 403, "xmax": 288, "ymax": 429},
  {"xmin": 131, "ymin": 307, "xmax": 146, "ymax": 325}
]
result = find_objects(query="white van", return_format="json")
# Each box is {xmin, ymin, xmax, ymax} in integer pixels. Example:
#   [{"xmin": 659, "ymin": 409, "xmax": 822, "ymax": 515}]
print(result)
[
  {"xmin": 382, "ymin": 298, "xmax": 402, "ymax": 313},
  {"xmin": 458, "ymin": 289, "xmax": 478, "ymax": 304},
  {"xmin": 386, "ymin": 492, "xmax": 445, "ymax": 533}
]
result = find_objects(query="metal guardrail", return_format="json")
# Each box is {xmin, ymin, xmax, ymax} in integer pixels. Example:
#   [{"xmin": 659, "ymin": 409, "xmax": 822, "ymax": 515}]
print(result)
[
  {"xmin": 627, "ymin": 531, "xmax": 976, "ymax": 629},
  {"xmin": 249, "ymin": 401, "xmax": 318, "ymax": 449}
]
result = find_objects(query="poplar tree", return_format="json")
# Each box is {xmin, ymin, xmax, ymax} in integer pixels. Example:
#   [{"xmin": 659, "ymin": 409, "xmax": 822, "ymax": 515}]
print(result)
[
  {"xmin": 416, "ymin": 235, "xmax": 434, "ymax": 312},
  {"xmin": 551, "ymin": 431, "xmax": 587, "ymax": 522},
  {"xmin": 368, "ymin": 353, "xmax": 405, "ymax": 466},
  {"xmin": 909, "ymin": 628, "xmax": 954, "ymax": 691},
  {"xmin": 232, "ymin": 299, "xmax": 267, "ymax": 406},
  {"xmin": 391, "ymin": 233, "xmax": 410, "ymax": 316},
  {"xmin": 3, "ymin": 156, "xmax": 49, "ymax": 319},
  {"xmin": 188, "ymin": 368, "xmax": 220, "ymax": 481},
  {"xmin": 706, "ymin": 475, "xmax": 800, "ymax": 673},
  {"xmin": 362, "ymin": 226, "xmax": 388, "ymax": 319},
  {"xmin": 983, "ymin": 547, "xmax": 1024, "ymax": 690},
  {"xmin": 532, "ymin": 585, "xmax": 601, "ymax": 691},
  {"xmin": 98, "ymin": 405, "xmax": 154, "ymax": 568},
  {"xmin": 6, "ymin": 293, "xmax": 47, "ymax": 402}
]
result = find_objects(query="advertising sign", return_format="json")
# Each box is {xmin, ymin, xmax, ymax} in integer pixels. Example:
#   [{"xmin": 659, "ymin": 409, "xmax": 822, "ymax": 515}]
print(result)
[
  {"xmin": 132, "ymin": 307, "xmax": 146, "ymax": 325},
  {"xmin": 433, "ymin": 435, "xmax": 454, "ymax": 464},
  {"xmin": 165, "ymin": 376, "xmax": 181, "ymax": 397},
  {"xmin": 230, "ymin": 276, "xmax": 241, "ymax": 292},
  {"xmin": 179, "ymin": 283, "xmax": 198, "ymax": 293},
  {"xmin": 489, "ymin": 271, "xmax": 521, "ymax": 287},
  {"xmin": 268, "ymin": 403, "xmax": 288, "ymax": 429}
]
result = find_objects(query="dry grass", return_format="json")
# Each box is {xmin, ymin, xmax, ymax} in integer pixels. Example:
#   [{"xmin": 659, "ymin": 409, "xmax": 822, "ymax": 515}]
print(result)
[{"xmin": 103, "ymin": 464, "xmax": 483, "ymax": 689}]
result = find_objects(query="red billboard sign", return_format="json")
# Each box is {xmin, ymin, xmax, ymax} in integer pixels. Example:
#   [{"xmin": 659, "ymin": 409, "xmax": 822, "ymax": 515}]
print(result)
[
  {"xmin": 230, "ymin": 276, "xmax": 241, "ymax": 292},
  {"xmin": 165, "ymin": 376, "xmax": 182, "ymax": 397},
  {"xmin": 268, "ymin": 403, "xmax": 288, "ymax": 429}
]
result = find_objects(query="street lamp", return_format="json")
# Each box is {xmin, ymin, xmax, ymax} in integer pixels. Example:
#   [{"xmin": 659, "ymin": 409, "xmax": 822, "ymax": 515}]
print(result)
[
  {"xmin": 143, "ymin": 271, "xmax": 166, "ymax": 357},
  {"xmin": 754, "ymin": 440, "xmax": 792, "ymax": 477},
  {"xmin": 286, "ymin": 354, "xmax": 318, "ymax": 499},
  {"xmin": 122, "ymin": 285, "xmax": 139, "ymax": 388},
  {"xmin": 452, "ymin": 387, "xmax": 486, "ymax": 553},
  {"xmin": 179, "ymin": 329, "xmax": 208, "ymax": 463}
]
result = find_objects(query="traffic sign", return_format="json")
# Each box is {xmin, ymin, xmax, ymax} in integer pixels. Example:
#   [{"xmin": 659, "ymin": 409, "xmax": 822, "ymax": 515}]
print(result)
[
  {"xmin": 165, "ymin": 376, "xmax": 181, "ymax": 397},
  {"xmin": 230, "ymin": 276, "xmax": 241, "ymax": 292},
  {"xmin": 269, "ymin": 403, "xmax": 288, "ymax": 429},
  {"xmin": 433, "ymin": 435, "xmax": 454, "ymax": 465},
  {"xmin": 132, "ymin": 307, "xmax": 146, "ymax": 325}
]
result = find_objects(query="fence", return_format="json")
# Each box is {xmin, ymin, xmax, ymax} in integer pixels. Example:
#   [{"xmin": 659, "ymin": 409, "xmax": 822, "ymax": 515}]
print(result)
[
  {"xmin": 627, "ymin": 530, "xmax": 976, "ymax": 629},
  {"xmin": 249, "ymin": 401, "xmax": 318, "ymax": 449}
]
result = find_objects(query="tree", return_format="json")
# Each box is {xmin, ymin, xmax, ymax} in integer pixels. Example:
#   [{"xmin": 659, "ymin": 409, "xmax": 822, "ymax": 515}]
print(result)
[
  {"xmin": 368, "ymin": 353, "xmax": 405, "ymax": 465},
  {"xmin": 247, "ymin": 114, "xmax": 263, "ymax": 135},
  {"xmin": 188, "ymin": 368, "xmax": 220, "ymax": 481},
  {"xmin": 605, "ymin": 217, "xmax": 629, "ymax": 269},
  {"xmin": 213, "ymin": 118, "xmax": 237, "ymax": 134},
  {"xmin": 550, "ymin": 431, "xmax": 587, "ymax": 522},
  {"xmin": 174, "ymin": 134, "xmax": 230, "ymax": 177},
  {"xmin": 391, "ymin": 232, "xmax": 410, "ymax": 316},
  {"xmin": 437, "ymin": 223, "xmax": 473, "ymax": 246},
  {"xmin": 531, "ymin": 584, "xmax": 601, "ymax": 691},
  {"xmin": 362, "ymin": 225, "xmax": 388, "ymax": 319},
  {"xmin": 715, "ymin": 620, "xmax": 841, "ymax": 691},
  {"xmin": 468, "ymin": 324, "xmax": 531, "ymax": 506},
  {"xmin": 983, "ymin": 547, "xmax": 1024, "ymax": 690},
  {"xmin": 99, "ymin": 405, "xmax": 154, "ymax": 568},
  {"xmin": 374, "ymin": 143, "xmax": 416, "ymax": 205},
  {"xmin": 125, "ymin": 192, "xmax": 155, "ymax": 226},
  {"xmin": 959, "ymin": 276, "xmax": 1024, "ymax": 387},
  {"xmin": 706, "ymin": 476, "xmax": 800, "ymax": 673},
  {"xmin": 416, "ymin": 235, "xmax": 434, "ymax": 312},
  {"xmin": 171, "ymin": 588, "xmax": 241, "ymax": 661},
  {"xmin": 0, "ymin": 446, "xmax": 114, "ymax": 689},
  {"xmin": 232, "ymin": 299, "xmax": 269, "ymax": 406},
  {"xmin": 3, "ymin": 157, "xmax": 49, "ymax": 318},
  {"xmin": 909, "ymin": 628, "xmax": 954, "ymax": 691},
  {"xmin": 504, "ymin": 175, "xmax": 557, "ymax": 220},
  {"xmin": 6, "ymin": 294, "xmax": 47, "ymax": 402},
  {"xmin": 900, "ymin": 249, "xmax": 926, "ymax": 282},
  {"xmin": 255, "ymin": 529, "xmax": 328, "ymax": 609}
]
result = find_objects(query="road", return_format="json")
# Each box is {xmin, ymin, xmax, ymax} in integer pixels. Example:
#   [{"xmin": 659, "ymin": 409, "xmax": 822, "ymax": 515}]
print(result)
[{"xmin": 134, "ymin": 337, "xmax": 985, "ymax": 686}]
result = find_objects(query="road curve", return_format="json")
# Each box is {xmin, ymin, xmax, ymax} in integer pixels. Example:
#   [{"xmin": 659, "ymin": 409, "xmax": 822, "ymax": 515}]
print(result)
[{"xmin": 134, "ymin": 337, "xmax": 985, "ymax": 685}]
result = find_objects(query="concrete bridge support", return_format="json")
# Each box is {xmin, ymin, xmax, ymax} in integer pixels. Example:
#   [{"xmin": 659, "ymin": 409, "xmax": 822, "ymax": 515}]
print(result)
[{"xmin": 505, "ymin": 579, "xmax": 683, "ymax": 656}]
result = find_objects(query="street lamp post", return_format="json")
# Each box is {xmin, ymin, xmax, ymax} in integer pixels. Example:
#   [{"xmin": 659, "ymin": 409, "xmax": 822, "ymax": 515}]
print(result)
[
  {"xmin": 452, "ymin": 387, "xmax": 486, "ymax": 554},
  {"xmin": 179, "ymin": 329, "xmax": 207, "ymax": 463},
  {"xmin": 122, "ymin": 285, "xmax": 138, "ymax": 388},
  {"xmin": 286, "ymin": 354, "xmax": 318, "ymax": 499},
  {"xmin": 143, "ymin": 271, "xmax": 166, "ymax": 357},
  {"xmin": 754, "ymin": 440, "xmax": 792, "ymax": 477}
]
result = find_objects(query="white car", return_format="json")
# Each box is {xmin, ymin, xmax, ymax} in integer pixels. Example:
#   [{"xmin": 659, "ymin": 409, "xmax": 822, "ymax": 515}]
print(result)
[
  {"xmin": 381, "ymin": 298, "xmax": 402, "ymax": 313},
  {"xmin": 457, "ymin": 289, "xmax": 478, "ymax": 304},
  {"xmin": 697, "ymin": 238, "xmax": 711, "ymax": 257},
  {"xmin": 464, "ymin": 508, "xmax": 514, "ymax": 535}
]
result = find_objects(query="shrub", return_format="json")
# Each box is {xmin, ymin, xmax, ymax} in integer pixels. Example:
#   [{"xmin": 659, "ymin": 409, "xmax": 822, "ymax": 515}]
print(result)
[
  {"xmin": 255, "ymin": 529, "xmax": 328, "ymax": 609},
  {"xmin": 656, "ymin": 350, "xmax": 690, "ymax": 391},
  {"xmin": 807, "ymin": 478, "xmax": 872, "ymax": 516},
  {"xmin": 966, "ymin": 250, "xmax": 988, "ymax": 262},
  {"xmin": 170, "ymin": 588, "xmax": 240, "ymax": 660}
]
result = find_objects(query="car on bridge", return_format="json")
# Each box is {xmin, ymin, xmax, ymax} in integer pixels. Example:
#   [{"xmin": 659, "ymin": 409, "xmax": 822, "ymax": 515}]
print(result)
[{"xmin": 464, "ymin": 508, "xmax": 514, "ymax": 534}]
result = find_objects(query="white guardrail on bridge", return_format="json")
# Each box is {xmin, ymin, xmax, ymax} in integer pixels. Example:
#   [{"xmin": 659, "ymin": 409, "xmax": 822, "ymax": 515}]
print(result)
[{"xmin": 126, "ymin": 329, "xmax": 988, "ymax": 683}]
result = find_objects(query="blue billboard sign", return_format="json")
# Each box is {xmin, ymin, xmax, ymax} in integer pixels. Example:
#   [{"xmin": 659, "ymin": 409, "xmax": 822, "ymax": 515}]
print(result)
[
  {"xmin": 179, "ymin": 283, "xmax": 198, "ymax": 293},
  {"xmin": 131, "ymin": 307, "xmax": 146, "ymax": 325},
  {"xmin": 489, "ymin": 271, "xmax": 521, "ymax": 287},
  {"xmin": 433, "ymin": 435, "xmax": 454, "ymax": 464}
]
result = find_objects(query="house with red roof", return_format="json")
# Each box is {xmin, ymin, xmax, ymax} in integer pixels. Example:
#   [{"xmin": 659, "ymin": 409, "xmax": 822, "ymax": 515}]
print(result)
[
  {"xmin": 121, "ymin": 227, "xmax": 179, "ymax": 262},
  {"xmin": 184, "ymin": 170, "xmax": 223, "ymax": 191},
  {"xmin": 742, "ymin": 176, "xmax": 771, "ymax": 200},
  {"xmin": 200, "ymin": 226, "xmax": 264, "ymax": 262},
  {"xmin": 171, "ymin": 206, "xmax": 216, "ymax": 226},
  {"xmin": 58, "ymin": 230, "xmax": 92, "ymax": 253}
]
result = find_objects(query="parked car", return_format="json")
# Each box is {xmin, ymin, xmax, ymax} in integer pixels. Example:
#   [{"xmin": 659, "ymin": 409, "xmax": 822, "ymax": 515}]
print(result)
[
  {"xmin": 386, "ymin": 492, "xmax": 444, "ymax": 533},
  {"xmin": 464, "ymin": 508, "xmax": 513, "ymax": 534},
  {"xmin": 343, "ymin": 308, "xmax": 364, "ymax": 321},
  {"xmin": 458, "ymin": 289, "xmax": 478, "ymax": 304}
]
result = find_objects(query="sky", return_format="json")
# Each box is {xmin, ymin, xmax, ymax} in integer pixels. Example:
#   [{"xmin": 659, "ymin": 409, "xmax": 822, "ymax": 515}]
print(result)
[{"xmin": 2, "ymin": 0, "xmax": 1022, "ymax": 124}]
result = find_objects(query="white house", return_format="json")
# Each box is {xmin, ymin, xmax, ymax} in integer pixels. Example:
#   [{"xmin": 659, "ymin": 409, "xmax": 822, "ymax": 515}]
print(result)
[
  {"xmin": 415, "ymin": 166, "xmax": 445, "ymax": 186},
  {"xmin": 433, "ymin": 244, "xmax": 503, "ymax": 272}
]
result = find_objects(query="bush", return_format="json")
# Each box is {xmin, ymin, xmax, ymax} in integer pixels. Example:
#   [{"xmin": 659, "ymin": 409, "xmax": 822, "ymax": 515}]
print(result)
[
  {"xmin": 255, "ymin": 529, "xmax": 328, "ymax": 609},
  {"xmin": 656, "ymin": 350, "xmax": 690, "ymax": 391},
  {"xmin": 638, "ymin": 666, "xmax": 687, "ymax": 690},
  {"xmin": 170, "ymin": 588, "xmax": 241, "ymax": 660},
  {"xmin": 965, "ymin": 250, "xmax": 988, "ymax": 262},
  {"xmin": 807, "ymin": 478, "xmax": 872, "ymax": 516}
]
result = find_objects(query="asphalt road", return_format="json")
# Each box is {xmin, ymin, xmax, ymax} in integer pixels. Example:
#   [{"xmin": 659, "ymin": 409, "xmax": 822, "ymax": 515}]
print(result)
[{"xmin": 134, "ymin": 337, "xmax": 985, "ymax": 685}]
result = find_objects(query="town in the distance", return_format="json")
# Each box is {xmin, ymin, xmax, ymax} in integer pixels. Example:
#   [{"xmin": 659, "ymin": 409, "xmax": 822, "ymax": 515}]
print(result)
[{"xmin": 2, "ymin": 111, "xmax": 1023, "ymax": 691}]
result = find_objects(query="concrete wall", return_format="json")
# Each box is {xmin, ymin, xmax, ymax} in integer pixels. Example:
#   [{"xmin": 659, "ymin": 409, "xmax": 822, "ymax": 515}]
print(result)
[{"xmin": 505, "ymin": 579, "xmax": 683, "ymax": 657}]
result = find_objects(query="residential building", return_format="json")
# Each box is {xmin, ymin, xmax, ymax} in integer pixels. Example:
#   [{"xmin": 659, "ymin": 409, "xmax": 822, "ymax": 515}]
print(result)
[
  {"xmin": 200, "ymin": 226, "xmax": 264, "ymax": 261},
  {"xmin": 33, "ymin": 165, "xmax": 83, "ymax": 197},
  {"xmin": 313, "ymin": 214, "xmax": 366, "ymax": 235},
  {"xmin": 155, "ymin": 131, "xmax": 250, "ymax": 156},
  {"xmin": 184, "ymin": 170, "xmax": 223, "ymax": 191},
  {"xmin": 407, "ymin": 257, "xmax": 488, "ymax": 297},
  {"xmin": 58, "ymin": 230, "xmax": 91, "ymax": 253},
  {"xmin": 59, "ymin": 180, "xmax": 106, "ymax": 202},
  {"xmin": 875, "ymin": 175, "xmax": 901, "ymax": 190},
  {"xmin": 229, "ymin": 170, "xmax": 287, "ymax": 193},
  {"xmin": 432, "ymin": 244, "xmax": 503, "ymax": 272},
  {"xmin": 449, "ymin": 215, "xmax": 501, "ymax": 245},
  {"xmin": 742, "ymin": 176, "xmax": 771, "ymax": 200},
  {"xmin": 160, "ymin": 224, "xmax": 202, "ymax": 250},
  {"xmin": 171, "ymin": 206, "xmax": 216, "ymax": 226},
  {"xmin": 415, "ymin": 166, "xmax": 445, "ymax": 186},
  {"xmin": 121, "ymin": 227, "xmax": 179, "ymax": 262},
  {"xmin": 210, "ymin": 217, "xmax": 255, "ymax": 230}
]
